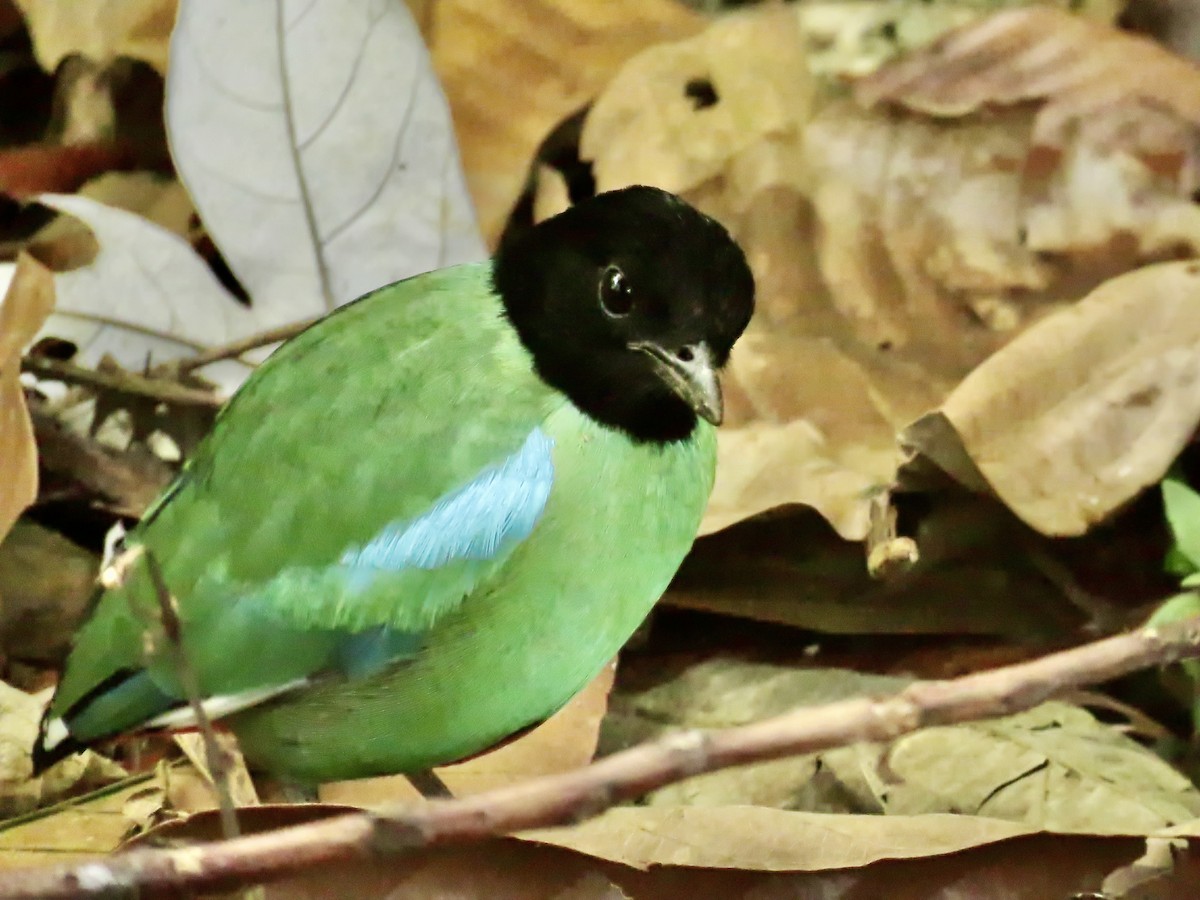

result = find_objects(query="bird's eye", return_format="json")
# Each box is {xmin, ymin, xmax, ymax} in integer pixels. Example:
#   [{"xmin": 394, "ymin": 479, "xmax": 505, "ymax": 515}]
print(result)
[{"xmin": 598, "ymin": 265, "xmax": 634, "ymax": 317}]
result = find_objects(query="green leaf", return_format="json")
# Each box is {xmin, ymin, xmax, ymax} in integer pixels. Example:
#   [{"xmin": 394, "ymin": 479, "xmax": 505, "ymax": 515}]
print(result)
[
  {"xmin": 1147, "ymin": 592, "xmax": 1200, "ymax": 729},
  {"xmin": 1162, "ymin": 477, "xmax": 1200, "ymax": 573}
]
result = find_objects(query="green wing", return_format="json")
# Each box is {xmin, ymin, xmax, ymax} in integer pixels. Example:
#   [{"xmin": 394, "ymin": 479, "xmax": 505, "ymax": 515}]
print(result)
[{"xmin": 51, "ymin": 262, "xmax": 561, "ymax": 721}]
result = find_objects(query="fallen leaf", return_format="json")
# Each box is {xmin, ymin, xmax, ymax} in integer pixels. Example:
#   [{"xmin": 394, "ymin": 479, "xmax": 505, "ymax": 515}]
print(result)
[
  {"xmin": 172, "ymin": 733, "xmax": 259, "ymax": 809},
  {"xmin": 1100, "ymin": 835, "xmax": 1189, "ymax": 897},
  {"xmin": 73, "ymin": 171, "xmax": 196, "ymax": 240},
  {"xmin": 0, "ymin": 680, "xmax": 126, "ymax": 820},
  {"xmin": 553, "ymin": 3, "xmax": 1200, "ymax": 542},
  {"xmin": 604, "ymin": 658, "xmax": 1200, "ymax": 831},
  {"xmin": 580, "ymin": 4, "xmax": 813, "ymax": 201},
  {"xmin": 824, "ymin": 701, "xmax": 1200, "ymax": 832},
  {"xmin": 14, "ymin": 0, "xmax": 177, "ymax": 75},
  {"xmin": 901, "ymin": 262, "xmax": 1200, "ymax": 535},
  {"xmin": 529, "ymin": 806, "xmax": 1030, "ymax": 871},
  {"xmin": 33, "ymin": 193, "xmax": 257, "ymax": 393},
  {"xmin": 601, "ymin": 659, "xmax": 907, "ymax": 809},
  {"xmin": 426, "ymin": 0, "xmax": 703, "ymax": 242},
  {"xmin": 0, "ymin": 521, "xmax": 98, "ymax": 664},
  {"xmin": 856, "ymin": 6, "xmax": 1200, "ymax": 154},
  {"xmin": 0, "ymin": 143, "xmax": 135, "ymax": 198},
  {"xmin": 0, "ymin": 253, "xmax": 53, "ymax": 543},
  {"xmin": 669, "ymin": 502, "xmax": 1094, "ymax": 639},
  {"xmin": 166, "ymin": 0, "xmax": 485, "ymax": 329},
  {"xmin": 118, "ymin": 803, "xmax": 1158, "ymax": 898}
]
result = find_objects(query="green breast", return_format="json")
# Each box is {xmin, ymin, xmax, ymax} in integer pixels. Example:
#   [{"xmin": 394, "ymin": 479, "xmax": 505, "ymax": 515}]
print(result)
[{"xmin": 232, "ymin": 409, "xmax": 717, "ymax": 782}]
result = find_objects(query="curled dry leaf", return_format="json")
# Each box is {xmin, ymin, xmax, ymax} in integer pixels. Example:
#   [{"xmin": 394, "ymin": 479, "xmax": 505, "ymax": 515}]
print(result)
[
  {"xmin": 902, "ymin": 262, "xmax": 1200, "ymax": 535},
  {"xmin": 14, "ymin": 0, "xmax": 177, "ymax": 75},
  {"xmin": 566, "ymin": 2, "xmax": 1200, "ymax": 540},
  {"xmin": 0, "ymin": 253, "xmax": 54, "ymax": 544}
]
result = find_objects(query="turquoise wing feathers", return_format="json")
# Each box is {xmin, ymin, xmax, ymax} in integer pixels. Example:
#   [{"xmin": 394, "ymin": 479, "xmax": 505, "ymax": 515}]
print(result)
[{"xmin": 49, "ymin": 263, "xmax": 563, "ymax": 731}]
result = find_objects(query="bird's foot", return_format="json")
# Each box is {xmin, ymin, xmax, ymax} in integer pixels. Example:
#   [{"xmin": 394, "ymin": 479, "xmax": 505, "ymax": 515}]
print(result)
[{"xmin": 407, "ymin": 768, "xmax": 453, "ymax": 799}]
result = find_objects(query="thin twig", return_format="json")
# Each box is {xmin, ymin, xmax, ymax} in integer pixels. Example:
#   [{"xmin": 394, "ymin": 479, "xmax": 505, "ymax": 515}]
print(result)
[
  {"xmin": 143, "ymin": 551, "xmax": 240, "ymax": 841},
  {"xmin": 173, "ymin": 319, "xmax": 316, "ymax": 374},
  {"xmin": 22, "ymin": 357, "xmax": 223, "ymax": 409},
  {"xmin": 5, "ymin": 613, "xmax": 1200, "ymax": 898},
  {"xmin": 30, "ymin": 405, "xmax": 173, "ymax": 517}
]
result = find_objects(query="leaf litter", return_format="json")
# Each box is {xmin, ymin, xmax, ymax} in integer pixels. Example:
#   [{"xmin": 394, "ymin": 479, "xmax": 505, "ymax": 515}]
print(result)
[{"xmin": 3, "ymin": 0, "xmax": 1200, "ymax": 895}]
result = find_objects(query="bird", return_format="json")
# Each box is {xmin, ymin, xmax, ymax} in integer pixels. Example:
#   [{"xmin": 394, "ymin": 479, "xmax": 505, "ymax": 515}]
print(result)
[{"xmin": 32, "ymin": 185, "xmax": 755, "ymax": 789}]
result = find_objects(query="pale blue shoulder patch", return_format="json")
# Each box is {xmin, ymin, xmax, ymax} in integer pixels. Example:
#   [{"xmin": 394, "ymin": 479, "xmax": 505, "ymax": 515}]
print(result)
[{"xmin": 339, "ymin": 427, "xmax": 555, "ymax": 583}]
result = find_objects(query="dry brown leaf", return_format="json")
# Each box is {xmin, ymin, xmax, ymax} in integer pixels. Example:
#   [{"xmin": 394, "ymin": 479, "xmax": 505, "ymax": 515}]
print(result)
[
  {"xmin": 529, "ymin": 806, "xmax": 1031, "ymax": 871},
  {"xmin": 0, "ymin": 521, "xmax": 98, "ymax": 664},
  {"xmin": 0, "ymin": 775, "xmax": 156, "ymax": 869},
  {"xmin": 858, "ymin": 6, "xmax": 1200, "ymax": 157},
  {"xmin": 798, "ymin": 0, "xmax": 1122, "ymax": 80},
  {"xmin": 603, "ymin": 659, "xmax": 1200, "ymax": 832},
  {"xmin": 0, "ymin": 253, "xmax": 54, "ymax": 545},
  {"xmin": 76, "ymin": 172, "xmax": 196, "ymax": 239},
  {"xmin": 14, "ymin": 0, "xmax": 176, "ymax": 75},
  {"xmin": 903, "ymin": 262, "xmax": 1200, "ymax": 535},
  {"xmin": 576, "ymin": 8, "xmax": 903, "ymax": 539},
  {"xmin": 0, "ymin": 680, "xmax": 126, "ymax": 820},
  {"xmin": 824, "ymin": 701, "xmax": 1200, "ymax": 832},
  {"xmin": 121, "ymin": 811, "xmax": 1154, "ymax": 898},
  {"xmin": 580, "ymin": 5, "xmax": 814, "ymax": 199},
  {"xmin": 172, "ymin": 732, "xmax": 259, "ymax": 809},
  {"xmin": 425, "ymin": 0, "xmax": 703, "ymax": 243},
  {"xmin": 671, "ymin": 502, "xmax": 1087, "ymax": 638},
  {"xmin": 566, "ymin": 2, "xmax": 1200, "ymax": 540},
  {"xmin": 321, "ymin": 662, "xmax": 615, "ymax": 805}
]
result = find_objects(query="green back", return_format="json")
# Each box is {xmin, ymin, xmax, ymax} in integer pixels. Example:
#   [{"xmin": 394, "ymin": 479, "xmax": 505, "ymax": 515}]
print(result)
[{"xmin": 53, "ymin": 262, "xmax": 561, "ymax": 715}]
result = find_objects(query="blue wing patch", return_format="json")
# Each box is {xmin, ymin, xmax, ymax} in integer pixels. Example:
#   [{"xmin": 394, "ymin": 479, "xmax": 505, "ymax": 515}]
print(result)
[
  {"xmin": 230, "ymin": 427, "xmax": 554, "ymax": 657},
  {"xmin": 339, "ymin": 427, "xmax": 555, "ymax": 583}
]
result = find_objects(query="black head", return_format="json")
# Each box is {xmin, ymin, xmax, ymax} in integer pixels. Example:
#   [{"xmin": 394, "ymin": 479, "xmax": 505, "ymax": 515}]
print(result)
[{"xmin": 493, "ymin": 186, "xmax": 755, "ymax": 444}]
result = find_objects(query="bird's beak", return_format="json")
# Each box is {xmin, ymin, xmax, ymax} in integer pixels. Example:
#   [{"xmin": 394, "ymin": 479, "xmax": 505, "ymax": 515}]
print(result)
[{"xmin": 630, "ymin": 340, "xmax": 724, "ymax": 426}]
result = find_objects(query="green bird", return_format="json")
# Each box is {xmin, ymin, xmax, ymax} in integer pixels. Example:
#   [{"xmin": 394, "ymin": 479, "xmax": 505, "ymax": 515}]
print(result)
[{"xmin": 33, "ymin": 186, "xmax": 755, "ymax": 787}]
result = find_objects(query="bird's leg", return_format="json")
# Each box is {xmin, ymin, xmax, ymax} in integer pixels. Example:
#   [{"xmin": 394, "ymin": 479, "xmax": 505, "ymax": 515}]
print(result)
[{"xmin": 407, "ymin": 768, "xmax": 453, "ymax": 798}]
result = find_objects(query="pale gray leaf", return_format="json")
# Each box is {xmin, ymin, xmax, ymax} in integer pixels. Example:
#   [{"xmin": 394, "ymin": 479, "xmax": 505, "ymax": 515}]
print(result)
[
  {"xmin": 36, "ymin": 194, "xmax": 258, "ymax": 393},
  {"xmin": 167, "ymin": 0, "xmax": 485, "ymax": 327}
]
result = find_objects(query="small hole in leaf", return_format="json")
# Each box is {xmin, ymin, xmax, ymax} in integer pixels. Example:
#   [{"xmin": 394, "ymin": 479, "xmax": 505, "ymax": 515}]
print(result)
[
  {"xmin": 684, "ymin": 78, "xmax": 719, "ymax": 110},
  {"xmin": 880, "ymin": 21, "xmax": 898, "ymax": 41},
  {"xmin": 29, "ymin": 337, "xmax": 77, "ymax": 360},
  {"xmin": 677, "ymin": 346, "xmax": 695, "ymax": 362}
]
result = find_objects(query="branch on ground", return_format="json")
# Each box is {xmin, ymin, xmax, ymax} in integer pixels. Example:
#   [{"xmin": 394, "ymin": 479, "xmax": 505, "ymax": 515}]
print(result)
[{"xmin": 4, "ymin": 614, "xmax": 1199, "ymax": 899}]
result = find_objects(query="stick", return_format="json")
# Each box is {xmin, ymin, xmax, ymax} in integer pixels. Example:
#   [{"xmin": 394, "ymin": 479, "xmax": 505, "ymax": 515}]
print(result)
[
  {"xmin": 143, "ymin": 551, "xmax": 240, "ymax": 841},
  {"xmin": 21, "ymin": 356, "xmax": 223, "ymax": 409},
  {"xmin": 172, "ymin": 319, "xmax": 317, "ymax": 374},
  {"xmin": 5, "ymin": 613, "xmax": 1199, "ymax": 899}
]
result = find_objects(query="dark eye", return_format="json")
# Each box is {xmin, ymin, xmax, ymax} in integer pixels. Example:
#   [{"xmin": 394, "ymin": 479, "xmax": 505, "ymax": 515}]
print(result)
[{"xmin": 598, "ymin": 265, "xmax": 633, "ymax": 317}]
